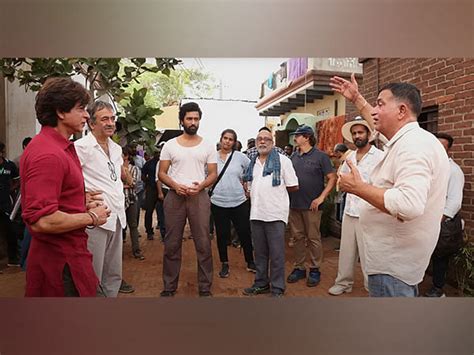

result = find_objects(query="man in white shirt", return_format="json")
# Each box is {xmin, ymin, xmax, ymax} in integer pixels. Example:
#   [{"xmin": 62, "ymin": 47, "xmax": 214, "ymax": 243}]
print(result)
[
  {"xmin": 75, "ymin": 101, "xmax": 133, "ymax": 297},
  {"xmin": 158, "ymin": 102, "xmax": 217, "ymax": 297},
  {"xmin": 242, "ymin": 128, "xmax": 299, "ymax": 297},
  {"xmin": 425, "ymin": 132, "xmax": 465, "ymax": 297},
  {"xmin": 329, "ymin": 117, "xmax": 384, "ymax": 296},
  {"xmin": 331, "ymin": 76, "xmax": 450, "ymax": 297}
]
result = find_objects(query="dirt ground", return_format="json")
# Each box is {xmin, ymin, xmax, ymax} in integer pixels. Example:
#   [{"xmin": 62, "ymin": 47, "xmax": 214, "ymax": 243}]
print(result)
[{"xmin": 0, "ymin": 214, "xmax": 460, "ymax": 298}]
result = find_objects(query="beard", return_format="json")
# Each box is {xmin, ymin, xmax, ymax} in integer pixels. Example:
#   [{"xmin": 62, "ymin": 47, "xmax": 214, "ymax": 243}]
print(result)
[
  {"xmin": 354, "ymin": 138, "xmax": 369, "ymax": 148},
  {"xmin": 257, "ymin": 145, "xmax": 272, "ymax": 155},
  {"xmin": 183, "ymin": 124, "xmax": 198, "ymax": 135}
]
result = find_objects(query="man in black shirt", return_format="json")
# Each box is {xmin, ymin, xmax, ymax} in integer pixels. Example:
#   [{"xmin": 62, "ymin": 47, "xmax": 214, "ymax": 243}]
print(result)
[
  {"xmin": 0, "ymin": 142, "xmax": 20, "ymax": 266},
  {"xmin": 142, "ymin": 149, "xmax": 161, "ymax": 240}
]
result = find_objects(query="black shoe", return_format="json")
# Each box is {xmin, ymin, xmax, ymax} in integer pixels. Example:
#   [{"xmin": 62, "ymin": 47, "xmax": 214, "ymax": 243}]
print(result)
[
  {"xmin": 287, "ymin": 268, "xmax": 306, "ymax": 283},
  {"xmin": 425, "ymin": 286, "xmax": 446, "ymax": 297},
  {"xmin": 119, "ymin": 280, "xmax": 135, "ymax": 294},
  {"xmin": 271, "ymin": 290, "xmax": 284, "ymax": 298},
  {"xmin": 160, "ymin": 290, "xmax": 176, "ymax": 297},
  {"xmin": 231, "ymin": 240, "xmax": 240, "ymax": 248},
  {"xmin": 219, "ymin": 263, "xmax": 230, "ymax": 278},
  {"xmin": 133, "ymin": 250, "xmax": 145, "ymax": 261},
  {"xmin": 199, "ymin": 291, "xmax": 213, "ymax": 297},
  {"xmin": 147, "ymin": 233, "xmax": 154, "ymax": 240},
  {"xmin": 307, "ymin": 268, "xmax": 321, "ymax": 287},
  {"xmin": 243, "ymin": 284, "xmax": 270, "ymax": 296},
  {"xmin": 246, "ymin": 261, "xmax": 257, "ymax": 273}
]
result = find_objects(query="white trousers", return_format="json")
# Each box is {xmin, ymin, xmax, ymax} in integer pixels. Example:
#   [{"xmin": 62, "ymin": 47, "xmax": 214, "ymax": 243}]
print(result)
[
  {"xmin": 86, "ymin": 218, "xmax": 123, "ymax": 297},
  {"xmin": 334, "ymin": 214, "xmax": 368, "ymax": 289}
]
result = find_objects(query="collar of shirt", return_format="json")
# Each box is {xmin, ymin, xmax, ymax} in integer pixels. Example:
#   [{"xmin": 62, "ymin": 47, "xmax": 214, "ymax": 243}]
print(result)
[
  {"xmin": 297, "ymin": 146, "xmax": 315, "ymax": 157},
  {"xmin": 81, "ymin": 132, "xmax": 111, "ymax": 149},
  {"xmin": 384, "ymin": 121, "xmax": 419, "ymax": 149},
  {"xmin": 352, "ymin": 145, "xmax": 379, "ymax": 163},
  {"xmin": 40, "ymin": 126, "xmax": 74, "ymax": 151}
]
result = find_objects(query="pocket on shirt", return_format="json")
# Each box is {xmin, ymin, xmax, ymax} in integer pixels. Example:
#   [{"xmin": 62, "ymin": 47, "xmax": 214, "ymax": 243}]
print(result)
[{"xmin": 303, "ymin": 161, "xmax": 319, "ymax": 174}]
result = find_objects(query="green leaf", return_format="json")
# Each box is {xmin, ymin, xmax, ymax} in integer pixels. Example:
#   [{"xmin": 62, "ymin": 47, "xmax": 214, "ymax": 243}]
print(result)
[
  {"xmin": 127, "ymin": 123, "xmax": 141, "ymax": 133},
  {"xmin": 142, "ymin": 119, "xmax": 156, "ymax": 131}
]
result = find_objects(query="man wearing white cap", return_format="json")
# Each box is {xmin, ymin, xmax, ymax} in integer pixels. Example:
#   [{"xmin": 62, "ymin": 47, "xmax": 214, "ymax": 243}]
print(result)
[{"xmin": 329, "ymin": 117, "xmax": 384, "ymax": 295}]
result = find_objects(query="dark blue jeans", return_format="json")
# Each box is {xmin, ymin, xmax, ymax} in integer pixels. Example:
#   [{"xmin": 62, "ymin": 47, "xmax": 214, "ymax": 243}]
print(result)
[{"xmin": 20, "ymin": 228, "xmax": 32, "ymax": 270}]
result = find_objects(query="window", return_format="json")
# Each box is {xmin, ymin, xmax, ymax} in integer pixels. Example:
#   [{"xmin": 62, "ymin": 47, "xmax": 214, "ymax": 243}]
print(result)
[{"xmin": 418, "ymin": 106, "xmax": 438, "ymax": 133}]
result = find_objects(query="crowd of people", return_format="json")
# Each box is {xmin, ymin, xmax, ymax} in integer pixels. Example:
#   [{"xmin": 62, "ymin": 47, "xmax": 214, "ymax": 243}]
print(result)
[{"xmin": 0, "ymin": 74, "xmax": 466, "ymax": 298}]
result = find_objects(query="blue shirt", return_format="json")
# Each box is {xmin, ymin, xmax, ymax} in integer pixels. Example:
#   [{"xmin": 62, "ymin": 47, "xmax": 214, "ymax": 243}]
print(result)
[
  {"xmin": 289, "ymin": 147, "xmax": 334, "ymax": 210},
  {"xmin": 210, "ymin": 151, "xmax": 250, "ymax": 208}
]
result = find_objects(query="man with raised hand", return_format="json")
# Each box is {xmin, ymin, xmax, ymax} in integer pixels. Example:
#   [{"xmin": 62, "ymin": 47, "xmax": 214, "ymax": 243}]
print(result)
[{"xmin": 331, "ymin": 75, "xmax": 449, "ymax": 297}]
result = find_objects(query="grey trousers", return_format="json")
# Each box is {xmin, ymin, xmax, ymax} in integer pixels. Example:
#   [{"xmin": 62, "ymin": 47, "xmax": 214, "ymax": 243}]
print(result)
[
  {"xmin": 86, "ymin": 218, "xmax": 123, "ymax": 297},
  {"xmin": 250, "ymin": 220, "xmax": 286, "ymax": 293},
  {"xmin": 162, "ymin": 190, "xmax": 213, "ymax": 293}
]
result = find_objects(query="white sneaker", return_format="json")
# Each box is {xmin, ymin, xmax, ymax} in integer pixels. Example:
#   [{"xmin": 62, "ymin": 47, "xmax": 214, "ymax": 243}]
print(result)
[{"xmin": 328, "ymin": 284, "xmax": 352, "ymax": 296}]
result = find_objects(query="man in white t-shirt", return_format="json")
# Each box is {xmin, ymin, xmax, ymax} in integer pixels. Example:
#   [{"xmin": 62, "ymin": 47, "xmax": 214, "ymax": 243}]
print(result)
[
  {"xmin": 242, "ymin": 128, "xmax": 299, "ymax": 297},
  {"xmin": 75, "ymin": 100, "xmax": 133, "ymax": 297},
  {"xmin": 158, "ymin": 102, "xmax": 217, "ymax": 297}
]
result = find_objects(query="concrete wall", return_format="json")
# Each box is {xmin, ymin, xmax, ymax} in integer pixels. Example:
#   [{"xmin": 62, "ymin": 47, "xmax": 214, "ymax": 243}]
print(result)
[{"xmin": 4, "ymin": 79, "xmax": 37, "ymax": 160}]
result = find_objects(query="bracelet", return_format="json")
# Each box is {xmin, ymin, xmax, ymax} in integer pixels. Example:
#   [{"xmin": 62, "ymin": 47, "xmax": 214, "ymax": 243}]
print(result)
[{"xmin": 87, "ymin": 211, "xmax": 99, "ymax": 227}]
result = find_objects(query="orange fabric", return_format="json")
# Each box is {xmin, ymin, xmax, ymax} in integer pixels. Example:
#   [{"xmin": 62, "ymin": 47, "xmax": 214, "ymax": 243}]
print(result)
[{"xmin": 317, "ymin": 115, "xmax": 346, "ymax": 156}]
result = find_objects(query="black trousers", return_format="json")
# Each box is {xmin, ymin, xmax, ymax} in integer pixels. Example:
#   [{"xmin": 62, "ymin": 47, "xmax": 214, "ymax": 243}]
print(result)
[
  {"xmin": 144, "ymin": 186, "xmax": 158, "ymax": 236},
  {"xmin": 0, "ymin": 212, "xmax": 19, "ymax": 263},
  {"xmin": 211, "ymin": 200, "xmax": 254, "ymax": 264},
  {"xmin": 432, "ymin": 254, "xmax": 450, "ymax": 289},
  {"xmin": 62, "ymin": 264, "xmax": 106, "ymax": 297}
]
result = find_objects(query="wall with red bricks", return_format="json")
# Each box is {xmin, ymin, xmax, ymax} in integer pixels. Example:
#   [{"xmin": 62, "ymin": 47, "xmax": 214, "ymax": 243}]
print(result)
[{"xmin": 353, "ymin": 58, "xmax": 473, "ymax": 239}]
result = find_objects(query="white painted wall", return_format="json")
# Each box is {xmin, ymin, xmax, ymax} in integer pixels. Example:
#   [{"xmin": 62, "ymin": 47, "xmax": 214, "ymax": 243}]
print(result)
[{"xmin": 4, "ymin": 79, "xmax": 37, "ymax": 160}]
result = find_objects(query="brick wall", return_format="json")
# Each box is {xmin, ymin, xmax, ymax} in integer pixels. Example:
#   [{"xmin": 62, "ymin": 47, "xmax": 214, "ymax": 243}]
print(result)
[{"xmin": 356, "ymin": 58, "xmax": 473, "ymax": 239}]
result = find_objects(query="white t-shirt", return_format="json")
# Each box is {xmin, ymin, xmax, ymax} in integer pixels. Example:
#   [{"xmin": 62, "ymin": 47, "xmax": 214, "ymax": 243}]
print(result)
[
  {"xmin": 249, "ymin": 154, "xmax": 299, "ymax": 224},
  {"xmin": 160, "ymin": 137, "xmax": 217, "ymax": 187},
  {"xmin": 74, "ymin": 133, "xmax": 126, "ymax": 231}
]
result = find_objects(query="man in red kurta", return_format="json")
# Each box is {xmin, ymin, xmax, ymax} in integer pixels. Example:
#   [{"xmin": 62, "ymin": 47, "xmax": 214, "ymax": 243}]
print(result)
[{"xmin": 20, "ymin": 77, "xmax": 110, "ymax": 297}]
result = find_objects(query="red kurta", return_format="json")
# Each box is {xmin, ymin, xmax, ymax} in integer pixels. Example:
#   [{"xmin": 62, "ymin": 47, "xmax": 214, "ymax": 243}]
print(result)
[{"xmin": 20, "ymin": 126, "xmax": 98, "ymax": 297}]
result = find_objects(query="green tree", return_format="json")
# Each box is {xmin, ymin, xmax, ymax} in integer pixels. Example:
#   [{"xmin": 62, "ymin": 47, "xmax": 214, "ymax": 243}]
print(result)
[
  {"xmin": 122, "ymin": 65, "xmax": 217, "ymax": 108},
  {"xmin": 0, "ymin": 57, "xmax": 180, "ymax": 152}
]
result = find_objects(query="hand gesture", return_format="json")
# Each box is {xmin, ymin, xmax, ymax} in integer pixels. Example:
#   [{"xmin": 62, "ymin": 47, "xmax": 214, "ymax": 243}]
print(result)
[
  {"xmin": 174, "ymin": 183, "xmax": 189, "ymax": 196},
  {"xmin": 187, "ymin": 181, "xmax": 202, "ymax": 196},
  {"xmin": 310, "ymin": 196, "xmax": 325, "ymax": 211},
  {"xmin": 329, "ymin": 73, "xmax": 360, "ymax": 102},
  {"xmin": 86, "ymin": 190, "xmax": 104, "ymax": 210},
  {"xmin": 90, "ymin": 204, "xmax": 111, "ymax": 226},
  {"xmin": 338, "ymin": 160, "xmax": 363, "ymax": 194}
]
